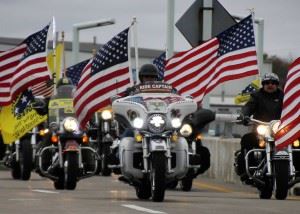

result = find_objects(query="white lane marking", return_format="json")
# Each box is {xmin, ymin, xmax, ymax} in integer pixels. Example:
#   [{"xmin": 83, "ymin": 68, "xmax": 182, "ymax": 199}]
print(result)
[
  {"xmin": 32, "ymin": 189, "xmax": 59, "ymax": 194},
  {"xmin": 122, "ymin": 204, "xmax": 167, "ymax": 214},
  {"xmin": 9, "ymin": 199, "xmax": 41, "ymax": 201}
]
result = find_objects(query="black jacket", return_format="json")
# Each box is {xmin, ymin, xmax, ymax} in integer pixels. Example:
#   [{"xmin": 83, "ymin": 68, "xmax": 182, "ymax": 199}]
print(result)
[{"xmin": 242, "ymin": 88, "xmax": 284, "ymax": 122}]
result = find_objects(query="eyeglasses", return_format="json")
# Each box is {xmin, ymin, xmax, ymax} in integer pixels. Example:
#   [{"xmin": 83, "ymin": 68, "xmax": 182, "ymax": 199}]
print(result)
[{"xmin": 263, "ymin": 80, "xmax": 278, "ymax": 85}]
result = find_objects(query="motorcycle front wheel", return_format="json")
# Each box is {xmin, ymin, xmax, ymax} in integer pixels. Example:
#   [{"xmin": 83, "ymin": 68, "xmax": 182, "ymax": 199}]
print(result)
[
  {"xmin": 274, "ymin": 160, "xmax": 289, "ymax": 200},
  {"xmin": 150, "ymin": 152, "xmax": 166, "ymax": 202},
  {"xmin": 19, "ymin": 139, "xmax": 33, "ymax": 180},
  {"xmin": 65, "ymin": 152, "xmax": 78, "ymax": 190},
  {"xmin": 100, "ymin": 144, "xmax": 112, "ymax": 176},
  {"xmin": 258, "ymin": 178, "xmax": 273, "ymax": 199},
  {"xmin": 136, "ymin": 181, "xmax": 151, "ymax": 200}
]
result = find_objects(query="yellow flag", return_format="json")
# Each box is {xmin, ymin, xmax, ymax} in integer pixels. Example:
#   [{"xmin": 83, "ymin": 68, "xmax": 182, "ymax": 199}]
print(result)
[
  {"xmin": 47, "ymin": 43, "xmax": 63, "ymax": 82},
  {"xmin": 234, "ymin": 79, "xmax": 261, "ymax": 104},
  {"xmin": 0, "ymin": 90, "xmax": 47, "ymax": 144}
]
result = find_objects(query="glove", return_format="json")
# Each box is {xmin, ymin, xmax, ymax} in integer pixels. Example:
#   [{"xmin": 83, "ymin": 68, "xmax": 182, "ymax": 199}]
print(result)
[{"xmin": 237, "ymin": 115, "xmax": 250, "ymax": 126}]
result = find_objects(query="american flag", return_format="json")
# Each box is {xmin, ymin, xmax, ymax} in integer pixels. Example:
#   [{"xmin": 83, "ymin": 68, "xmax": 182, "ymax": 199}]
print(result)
[
  {"xmin": 66, "ymin": 59, "xmax": 90, "ymax": 86},
  {"xmin": 74, "ymin": 28, "xmax": 132, "ymax": 128},
  {"xmin": 275, "ymin": 58, "xmax": 300, "ymax": 149},
  {"xmin": 31, "ymin": 79, "xmax": 54, "ymax": 98},
  {"xmin": 0, "ymin": 24, "xmax": 51, "ymax": 106},
  {"xmin": 164, "ymin": 15, "xmax": 258, "ymax": 103},
  {"xmin": 153, "ymin": 52, "xmax": 166, "ymax": 81}
]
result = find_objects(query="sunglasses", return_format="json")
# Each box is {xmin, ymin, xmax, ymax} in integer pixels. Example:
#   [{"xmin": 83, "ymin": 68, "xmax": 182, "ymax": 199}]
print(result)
[{"xmin": 263, "ymin": 80, "xmax": 278, "ymax": 85}]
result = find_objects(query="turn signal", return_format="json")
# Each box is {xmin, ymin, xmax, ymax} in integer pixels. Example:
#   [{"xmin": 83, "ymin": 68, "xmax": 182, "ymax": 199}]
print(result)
[
  {"xmin": 39, "ymin": 129, "xmax": 49, "ymax": 136},
  {"xmin": 135, "ymin": 134, "xmax": 143, "ymax": 142},
  {"xmin": 259, "ymin": 140, "xmax": 266, "ymax": 148},
  {"xmin": 171, "ymin": 134, "xmax": 178, "ymax": 142},
  {"xmin": 51, "ymin": 135, "xmax": 59, "ymax": 144},
  {"xmin": 293, "ymin": 139, "xmax": 300, "ymax": 148},
  {"xmin": 196, "ymin": 134, "xmax": 202, "ymax": 141},
  {"xmin": 82, "ymin": 135, "xmax": 89, "ymax": 144}
]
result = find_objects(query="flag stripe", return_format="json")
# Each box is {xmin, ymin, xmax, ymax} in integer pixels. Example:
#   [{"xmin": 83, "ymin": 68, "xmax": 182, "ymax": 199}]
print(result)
[
  {"xmin": 74, "ymin": 65, "xmax": 129, "ymax": 108},
  {"xmin": 0, "ymin": 24, "xmax": 50, "ymax": 106},
  {"xmin": 74, "ymin": 28, "xmax": 131, "ymax": 128},
  {"xmin": 165, "ymin": 15, "xmax": 258, "ymax": 105},
  {"xmin": 0, "ymin": 45, "xmax": 26, "ymax": 81},
  {"xmin": 275, "ymin": 57, "xmax": 300, "ymax": 149}
]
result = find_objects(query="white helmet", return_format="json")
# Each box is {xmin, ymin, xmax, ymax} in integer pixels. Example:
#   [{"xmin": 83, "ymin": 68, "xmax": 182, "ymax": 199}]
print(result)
[{"xmin": 261, "ymin": 73, "xmax": 279, "ymax": 85}]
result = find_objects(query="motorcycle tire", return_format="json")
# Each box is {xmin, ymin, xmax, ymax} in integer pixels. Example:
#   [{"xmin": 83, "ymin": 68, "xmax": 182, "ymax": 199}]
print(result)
[
  {"xmin": 168, "ymin": 181, "xmax": 178, "ymax": 189},
  {"xmin": 136, "ymin": 181, "xmax": 151, "ymax": 199},
  {"xmin": 258, "ymin": 178, "xmax": 273, "ymax": 199},
  {"xmin": 274, "ymin": 160, "xmax": 289, "ymax": 200},
  {"xmin": 100, "ymin": 145, "xmax": 112, "ymax": 176},
  {"xmin": 54, "ymin": 169, "xmax": 64, "ymax": 190},
  {"xmin": 20, "ymin": 139, "xmax": 33, "ymax": 180},
  {"xmin": 65, "ymin": 152, "xmax": 78, "ymax": 190},
  {"xmin": 151, "ymin": 152, "xmax": 166, "ymax": 202},
  {"xmin": 180, "ymin": 177, "xmax": 193, "ymax": 191},
  {"xmin": 11, "ymin": 156, "xmax": 21, "ymax": 179}
]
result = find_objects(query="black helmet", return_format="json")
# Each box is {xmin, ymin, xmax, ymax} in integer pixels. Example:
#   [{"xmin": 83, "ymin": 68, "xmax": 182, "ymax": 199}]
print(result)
[
  {"xmin": 56, "ymin": 77, "xmax": 73, "ymax": 88},
  {"xmin": 138, "ymin": 64, "xmax": 159, "ymax": 82},
  {"xmin": 261, "ymin": 73, "xmax": 279, "ymax": 85}
]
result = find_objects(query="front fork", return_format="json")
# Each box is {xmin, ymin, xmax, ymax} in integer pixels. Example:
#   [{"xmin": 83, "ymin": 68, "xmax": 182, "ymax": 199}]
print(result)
[{"xmin": 142, "ymin": 138, "xmax": 172, "ymax": 174}]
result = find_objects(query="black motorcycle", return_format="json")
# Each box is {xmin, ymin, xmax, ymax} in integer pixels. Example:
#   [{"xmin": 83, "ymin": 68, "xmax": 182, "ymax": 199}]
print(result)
[
  {"xmin": 89, "ymin": 110, "xmax": 118, "ymax": 176},
  {"xmin": 4, "ymin": 126, "xmax": 43, "ymax": 180},
  {"xmin": 234, "ymin": 117, "xmax": 294, "ymax": 200},
  {"xmin": 169, "ymin": 109, "xmax": 214, "ymax": 191},
  {"xmin": 36, "ymin": 84, "xmax": 99, "ymax": 190}
]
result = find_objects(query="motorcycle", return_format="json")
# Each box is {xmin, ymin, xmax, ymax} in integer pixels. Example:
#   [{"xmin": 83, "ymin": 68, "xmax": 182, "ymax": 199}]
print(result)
[
  {"xmin": 111, "ymin": 82, "xmax": 197, "ymax": 202},
  {"xmin": 36, "ymin": 84, "xmax": 99, "ymax": 190},
  {"xmin": 169, "ymin": 109, "xmax": 214, "ymax": 191},
  {"xmin": 234, "ymin": 117, "xmax": 297, "ymax": 200},
  {"xmin": 89, "ymin": 110, "xmax": 119, "ymax": 176},
  {"xmin": 4, "ymin": 126, "xmax": 43, "ymax": 180}
]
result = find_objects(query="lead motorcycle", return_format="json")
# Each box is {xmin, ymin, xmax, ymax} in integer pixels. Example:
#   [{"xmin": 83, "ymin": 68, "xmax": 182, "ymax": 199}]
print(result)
[
  {"xmin": 111, "ymin": 82, "xmax": 198, "ymax": 202},
  {"xmin": 234, "ymin": 117, "xmax": 299, "ymax": 200}
]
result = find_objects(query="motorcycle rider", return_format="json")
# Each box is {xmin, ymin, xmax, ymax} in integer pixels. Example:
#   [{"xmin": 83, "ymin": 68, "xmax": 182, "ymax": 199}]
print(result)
[
  {"xmin": 125, "ymin": 63, "xmax": 177, "ymax": 96},
  {"xmin": 235, "ymin": 72, "xmax": 284, "ymax": 183},
  {"xmin": 109, "ymin": 64, "xmax": 169, "ymax": 167}
]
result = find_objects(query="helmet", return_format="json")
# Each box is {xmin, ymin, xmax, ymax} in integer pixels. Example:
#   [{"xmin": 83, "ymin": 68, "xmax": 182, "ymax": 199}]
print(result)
[
  {"xmin": 261, "ymin": 73, "xmax": 279, "ymax": 85},
  {"xmin": 56, "ymin": 77, "xmax": 73, "ymax": 88},
  {"xmin": 138, "ymin": 64, "xmax": 159, "ymax": 82}
]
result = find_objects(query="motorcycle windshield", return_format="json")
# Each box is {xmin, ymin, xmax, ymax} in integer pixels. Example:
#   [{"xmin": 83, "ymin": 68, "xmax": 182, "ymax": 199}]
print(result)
[{"xmin": 48, "ymin": 85, "xmax": 75, "ymax": 123}]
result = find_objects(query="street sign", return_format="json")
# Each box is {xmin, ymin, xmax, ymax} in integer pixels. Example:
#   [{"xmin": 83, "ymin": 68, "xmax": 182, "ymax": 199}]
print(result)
[{"xmin": 176, "ymin": 0, "xmax": 237, "ymax": 47}]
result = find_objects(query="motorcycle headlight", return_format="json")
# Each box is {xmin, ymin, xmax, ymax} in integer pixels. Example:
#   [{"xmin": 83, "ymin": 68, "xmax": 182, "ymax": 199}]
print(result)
[
  {"xmin": 271, "ymin": 120, "xmax": 281, "ymax": 134},
  {"xmin": 63, "ymin": 117, "xmax": 79, "ymax": 132},
  {"xmin": 148, "ymin": 114, "xmax": 166, "ymax": 133},
  {"xmin": 171, "ymin": 118, "xmax": 182, "ymax": 129},
  {"xmin": 133, "ymin": 117, "xmax": 144, "ymax": 129},
  {"xmin": 101, "ymin": 110, "xmax": 112, "ymax": 120},
  {"xmin": 293, "ymin": 139, "xmax": 300, "ymax": 148},
  {"xmin": 256, "ymin": 125, "xmax": 268, "ymax": 136},
  {"xmin": 179, "ymin": 124, "xmax": 193, "ymax": 137}
]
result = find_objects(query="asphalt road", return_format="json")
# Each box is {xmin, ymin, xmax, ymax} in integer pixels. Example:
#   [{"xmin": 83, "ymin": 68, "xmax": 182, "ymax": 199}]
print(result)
[{"xmin": 0, "ymin": 170, "xmax": 300, "ymax": 214}]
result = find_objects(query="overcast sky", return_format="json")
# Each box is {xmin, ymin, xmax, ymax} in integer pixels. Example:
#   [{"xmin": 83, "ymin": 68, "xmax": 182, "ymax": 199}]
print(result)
[{"xmin": 0, "ymin": 0, "xmax": 299, "ymax": 60}]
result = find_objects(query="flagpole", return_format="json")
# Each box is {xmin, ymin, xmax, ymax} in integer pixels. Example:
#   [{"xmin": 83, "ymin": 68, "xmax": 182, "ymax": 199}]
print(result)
[
  {"xmin": 62, "ymin": 31, "xmax": 66, "ymax": 78},
  {"xmin": 131, "ymin": 17, "xmax": 139, "ymax": 84},
  {"xmin": 249, "ymin": 9, "xmax": 261, "ymax": 80},
  {"xmin": 52, "ymin": 16, "xmax": 57, "ymax": 96},
  {"xmin": 128, "ymin": 25, "xmax": 134, "ymax": 86}
]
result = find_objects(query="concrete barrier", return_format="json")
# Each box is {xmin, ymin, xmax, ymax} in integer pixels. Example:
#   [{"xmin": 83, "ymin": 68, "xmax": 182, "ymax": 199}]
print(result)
[{"xmin": 202, "ymin": 136, "xmax": 241, "ymax": 184}]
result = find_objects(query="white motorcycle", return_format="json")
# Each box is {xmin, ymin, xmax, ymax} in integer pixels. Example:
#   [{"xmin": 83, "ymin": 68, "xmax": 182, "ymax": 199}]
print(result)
[{"xmin": 111, "ymin": 82, "xmax": 197, "ymax": 202}]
